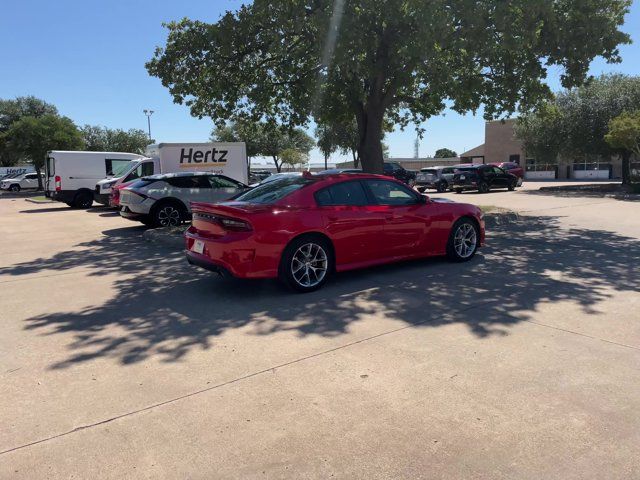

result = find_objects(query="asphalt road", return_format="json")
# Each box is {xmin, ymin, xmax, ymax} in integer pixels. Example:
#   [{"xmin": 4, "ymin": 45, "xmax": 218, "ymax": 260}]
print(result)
[{"xmin": 1, "ymin": 182, "xmax": 639, "ymax": 479}]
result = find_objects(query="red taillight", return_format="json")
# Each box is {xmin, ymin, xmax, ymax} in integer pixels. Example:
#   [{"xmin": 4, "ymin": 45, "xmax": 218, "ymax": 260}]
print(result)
[
  {"xmin": 54, "ymin": 176, "xmax": 61, "ymax": 191},
  {"xmin": 193, "ymin": 212, "xmax": 252, "ymax": 232}
]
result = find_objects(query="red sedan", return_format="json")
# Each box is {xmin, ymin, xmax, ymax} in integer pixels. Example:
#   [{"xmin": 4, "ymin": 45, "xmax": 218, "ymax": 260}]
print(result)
[{"xmin": 185, "ymin": 173, "xmax": 485, "ymax": 292}]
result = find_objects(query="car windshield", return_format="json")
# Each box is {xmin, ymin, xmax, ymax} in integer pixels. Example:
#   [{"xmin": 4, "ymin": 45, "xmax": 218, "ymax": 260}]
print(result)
[
  {"xmin": 112, "ymin": 160, "xmax": 137, "ymax": 177},
  {"xmin": 235, "ymin": 177, "xmax": 314, "ymax": 204}
]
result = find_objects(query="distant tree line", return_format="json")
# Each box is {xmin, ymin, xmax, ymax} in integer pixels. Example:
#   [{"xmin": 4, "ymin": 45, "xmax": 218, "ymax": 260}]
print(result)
[{"xmin": 515, "ymin": 74, "xmax": 640, "ymax": 184}]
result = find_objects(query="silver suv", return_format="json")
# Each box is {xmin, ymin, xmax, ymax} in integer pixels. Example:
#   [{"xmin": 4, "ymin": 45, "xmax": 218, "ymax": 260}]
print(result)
[
  {"xmin": 119, "ymin": 172, "xmax": 248, "ymax": 227},
  {"xmin": 415, "ymin": 166, "xmax": 456, "ymax": 193}
]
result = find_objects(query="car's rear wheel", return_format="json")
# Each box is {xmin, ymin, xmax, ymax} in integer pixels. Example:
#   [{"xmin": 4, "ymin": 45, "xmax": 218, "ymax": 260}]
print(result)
[
  {"xmin": 152, "ymin": 200, "xmax": 185, "ymax": 228},
  {"xmin": 279, "ymin": 235, "xmax": 333, "ymax": 293},
  {"xmin": 9, "ymin": 184, "xmax": 20, "ymax": 192},
  {"xmin": 446, "ymin": 218, "xmax": 479, "ymax": 262},
  {"xmin": 454, "ymin": 188, "xmax": 462, "ymax": 194},
  {"xmin": 478, "ymin": 181, "xmax": 489, "ymax": 194},
  {"xmin": 436, "ymin": 182, "xmax": 447, "ymax": 193}
]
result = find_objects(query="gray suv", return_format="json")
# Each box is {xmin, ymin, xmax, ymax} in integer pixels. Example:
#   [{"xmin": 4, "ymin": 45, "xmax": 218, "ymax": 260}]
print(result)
[
  {"xmin": 119, "ymin": 172, "xmax": 248, "ymax": 227},
  {"xmin": 415, "ymin": 166, "xmax": 456, "ymax": 193}
]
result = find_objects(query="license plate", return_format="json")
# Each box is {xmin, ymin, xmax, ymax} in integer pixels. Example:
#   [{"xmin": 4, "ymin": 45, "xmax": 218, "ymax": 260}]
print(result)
[{"xmin": 192, "ymin": 239, "xmax": 205, "ymax": 254}]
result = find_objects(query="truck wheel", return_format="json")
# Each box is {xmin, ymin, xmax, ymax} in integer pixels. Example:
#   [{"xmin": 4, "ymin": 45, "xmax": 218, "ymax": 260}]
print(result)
[
  {"xmin": 478, "ymin": 182, "xmax": 489, "ymax": 194},
  {"xmin": 436, "ymin": 182, "xmax": 447, "ymax": 193},
  {"xmin": 72, "ymin": 190, "xmax": 93, "ymax": 209},
  {"xmin": 9, "ymin": 184, "xmax": 20, "ymax": 192}
]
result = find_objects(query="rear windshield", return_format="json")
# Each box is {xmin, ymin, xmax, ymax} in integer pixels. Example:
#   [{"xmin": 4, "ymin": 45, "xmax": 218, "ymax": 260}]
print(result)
[{"xmin": 235, "ymin": 177, "xmax": 314, "ymax": 204}]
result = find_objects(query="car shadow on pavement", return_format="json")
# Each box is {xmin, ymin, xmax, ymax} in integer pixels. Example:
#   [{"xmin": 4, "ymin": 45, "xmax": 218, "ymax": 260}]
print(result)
[{"xmin": 1, "ymin": 215, "xmax": 639, "ymax": 368}]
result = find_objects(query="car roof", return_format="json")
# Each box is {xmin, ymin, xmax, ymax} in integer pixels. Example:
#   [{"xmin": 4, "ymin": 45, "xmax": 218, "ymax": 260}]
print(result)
[{"xmin": 142, "ymin": 172, "xmax": 222, "ymax": 180}]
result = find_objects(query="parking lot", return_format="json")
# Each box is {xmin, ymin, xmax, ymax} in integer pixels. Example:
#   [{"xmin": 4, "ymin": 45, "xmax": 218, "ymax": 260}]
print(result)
[{"xmin": 1, "ymin": 182, "xmax": 639, "ymax": 479}]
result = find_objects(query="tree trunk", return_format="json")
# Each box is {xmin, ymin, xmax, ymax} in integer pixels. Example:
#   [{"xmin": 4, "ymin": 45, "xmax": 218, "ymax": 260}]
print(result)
[
  {"xmin": 273, "ymin": 155, "xmax": 282, "ymax": 173},
  {"xmin": 324, "ymin": 154, "xmax": 328, "ymax": 171},
  {"xmin": 351, "ymin": 148, "xmax": 359, "ymax": 169},
  {"xmin": 356, "ymin": 104, "xmax": 384, "ymax": 174},
  {"xmin": 621, "ymin": 151, "xmax": 631, "ymax": 185},
  {"xmin": 35, "ymin": 164, "xmax": 43, "ymax": 191}
]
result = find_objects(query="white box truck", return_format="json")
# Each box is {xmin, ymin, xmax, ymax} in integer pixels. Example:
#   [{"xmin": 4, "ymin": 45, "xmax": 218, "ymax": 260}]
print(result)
[
  {"xmin": 45, "ymin": 151, "xmax": 145, "ymax": 208},
  {"xmin": 95, "ymin": 142, "xmax": 248, "ymax": 205}
]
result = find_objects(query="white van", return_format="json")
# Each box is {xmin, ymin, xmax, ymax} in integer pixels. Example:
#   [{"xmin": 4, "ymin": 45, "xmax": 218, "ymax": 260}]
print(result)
[
  {"xmin": 45, "ymin": 151, "xmax": 144, "ymax": 208},
  {"xmin": 95, "ymin": 142, "xmax": 248, "ymax": 205}
]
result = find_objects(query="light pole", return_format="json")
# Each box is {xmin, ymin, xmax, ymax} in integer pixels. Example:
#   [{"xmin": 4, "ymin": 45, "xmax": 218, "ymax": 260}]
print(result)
[{"xmin": 143, "ymin": 109, "xmax": 154, "ymax": 140}]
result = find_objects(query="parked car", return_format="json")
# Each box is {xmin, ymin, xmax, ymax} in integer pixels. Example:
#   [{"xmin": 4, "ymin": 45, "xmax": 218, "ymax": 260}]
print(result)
[
  {"xmin": 119, "ymin": 172, "xmax": 249, "ymax": 227},
  {"xmin": 185, "ymin": 173, "xmax": 484, "ymax": 292},
  {"xmin": 491, "ymin": 162, "xmax": 524, "ymax": 186},
  {"xmin": 108, "ymin": 181, "xmax": 135, "ymax": 208},
  {"xmin": 452, "ymin": 165, "xmax": 518, "ymax": 194},
  {"xmin": 415, "ymin": 166, "xmax": 456, "ymax": 193},
  {"xmin": 383, "ymin": 162, "xmax": 417, "ymax": 186},
  {"xmin": 0, "ymin": 172, "xmax": 44, "ymax": 192}
]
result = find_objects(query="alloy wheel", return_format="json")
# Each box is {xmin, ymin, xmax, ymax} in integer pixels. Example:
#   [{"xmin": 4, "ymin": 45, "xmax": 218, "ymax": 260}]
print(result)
[
  {"xmin": 291, "ymin": 243, "xmax": 328, "ymax": 288},
  {"xmin": 158, "ymin": 206, "xmax": 181, "ymax": 227},
  {"xmin": 454, "ymin": 223, "xmax": 477, "ymax": 259}
]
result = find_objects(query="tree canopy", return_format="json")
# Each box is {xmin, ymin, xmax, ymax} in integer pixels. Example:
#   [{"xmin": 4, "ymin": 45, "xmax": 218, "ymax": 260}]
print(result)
[
  {"xmin": 605, "ymin": 111, "xmax": 640, "ymax": 169},
  {"xmin": 81, "ymin": 125, "xmax": 152, "ymax": 154},
  {"xmin": 212, "ymin": 121, "xmax": 314, "ymax": 172},
  {"xmin": 516, "ymin": 74, "xmax": 640, "ymax": 183},
  {"xmin": 0, "ymin": 96, "xmax": 59, "ymax": 166},
  {"xmin": 6, "ymin": 115, "xmax": 84, "ymax": 188},
  {"xmin": 434, "ymin": 148, "xmax": 457, "ymax": 158},
  {"xmin": 148, "ymin": 0, "xmax": 631, "ymax": 173}
]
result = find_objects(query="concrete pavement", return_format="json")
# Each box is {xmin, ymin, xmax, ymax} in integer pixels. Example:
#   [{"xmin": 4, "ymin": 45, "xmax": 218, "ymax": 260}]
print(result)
[{"xmin": 1, "ymin": 183, "xmax": 639, "ymax": 479}]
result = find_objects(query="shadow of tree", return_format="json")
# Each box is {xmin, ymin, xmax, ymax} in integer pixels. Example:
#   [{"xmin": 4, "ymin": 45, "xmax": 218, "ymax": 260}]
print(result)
[
  {"xmin": 1, "ymin": 215, "xmax": 638, "ymax": 369},
  {"xmin": 521, "ymin": 185, "xmax": 640, "ymax": 202}
]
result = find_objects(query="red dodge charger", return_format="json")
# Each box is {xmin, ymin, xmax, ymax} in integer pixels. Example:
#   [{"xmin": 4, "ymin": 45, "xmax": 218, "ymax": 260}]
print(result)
[{"xmin": 185, "ymin": 173, "xmax": 485, "ymax": 292}]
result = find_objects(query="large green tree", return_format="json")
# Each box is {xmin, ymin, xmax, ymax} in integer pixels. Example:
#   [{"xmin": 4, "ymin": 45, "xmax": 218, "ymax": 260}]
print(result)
[
  {"xmin": 606, "ymin": 110, "xmax": 640, "ymax": 182},
  {"xmin": 434, "ymin": 148, "xmax": 457, "ymax": 158},
  {"xmin": 5, "ymin": 115, "xmax": 84, "ymax": 189},
  {"xmin": 147, "ymin": 0, "xmax": 630, "ymax": 173},
  {"xmin": 81, "ymin": 125, "xmax": 152, "ymax": 154},
  {"xmin": 0, "ymin": 96, "xmax": 58, "ymax": 166}
]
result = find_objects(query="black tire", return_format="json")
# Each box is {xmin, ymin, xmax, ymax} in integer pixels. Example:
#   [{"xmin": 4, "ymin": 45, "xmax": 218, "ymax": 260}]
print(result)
[
  {"xmin": 454, "ymin": 189, "xmax": 463, "ymax": 194},
  {"xmin": 72, "ymin": 190, "xmax": 93, "ymax": 209},
  {"xmin": 279, "ymin": 235, "xmax": 334, "ymax": 293},
  {"xmin": 151, "ymin": 200, "xmax": 186, "ymax": 228},
  {"xmin": 478, "ymin": 181, "xmax": 489, "ymax": 194},
  {"xmin": 9, "ymin": 184, "xmax": 20, "ymax": 192},
  {"xmin": 508, "ymin": 182, "xmax": 515, "ymax": 191},
  {"xmin": 446, "ymin": 217, "xmax": 479, "ymax": 262},
  {"xmin": 436, "ymin": 182, "xmax": 447, "ymax": 193}
]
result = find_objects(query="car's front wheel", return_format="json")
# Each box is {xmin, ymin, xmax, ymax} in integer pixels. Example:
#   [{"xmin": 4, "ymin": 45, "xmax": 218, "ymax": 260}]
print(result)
[
  {"xmin": 478, "ymin": 181, "xmax": 489, "ymax": 194},
  {"xmin": 279, "ymin": 235, "xmax": 333, "ymax": 292},
  {"xmin": 9, "ymin": 184, "xmax": 20, "ymax": 192},
  {"xmin": 446, "ymin": 218, "xmax": 479, "ymax": 262}
]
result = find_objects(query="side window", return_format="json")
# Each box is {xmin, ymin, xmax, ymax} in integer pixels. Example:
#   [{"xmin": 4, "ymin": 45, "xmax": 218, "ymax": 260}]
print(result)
[
  {"xmin": 442, "ymin": 168, "xmax": 453, "ymax": 174},
  {"xmin": 493, "ymin": 166, "xmax": 505, "ymax": 174},
  {"xmin": 105, "ymin": 159, "xmax": 133, "ymax": 176},
  {"xmin": 211, "ymin": 176, "xmax": 241, "ymax": 189},
  {"xmin": 166, "ymin": 176, "xmax": 204, "ymax": 189},
  {"xmin": 315, "ymin": 181, "xmax": 369, "ymax": 206},
  {"xmin": 365, "ymin": 180, "xmax": 419, "ymax": 206},
  {"xmin": 25, "ymin": 173, "xmax": 37, "ymax": 179},
  {"xmin": 141, "ymin": 162, "xmax": 155, "ymax": 176}
]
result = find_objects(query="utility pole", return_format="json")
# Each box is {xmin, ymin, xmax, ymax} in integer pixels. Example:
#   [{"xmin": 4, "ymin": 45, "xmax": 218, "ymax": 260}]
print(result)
[
  {"xmin": 143, "ymin": 109, "xmax": 154, "ymax": 140},
  {"xmin": 414, "ymin": 135, "xmax": 419, "ymax": 159}
]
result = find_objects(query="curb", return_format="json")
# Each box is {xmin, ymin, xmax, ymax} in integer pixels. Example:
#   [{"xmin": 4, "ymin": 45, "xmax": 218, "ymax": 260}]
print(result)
[
  {"xmin": 24, "ymin": 198, "xmax": 54, "ymax": 204},
  {"xmin": 142, "ymin": 227, "xmax": 186, "ymax": 249},
  {"xmin": 483, "ymin": 212, "xmax": 520, "ymax": 228}
]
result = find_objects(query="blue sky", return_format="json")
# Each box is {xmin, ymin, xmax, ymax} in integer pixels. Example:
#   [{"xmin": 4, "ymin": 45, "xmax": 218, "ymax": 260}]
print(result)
[{"xmin": 1, "ymin": 0, "xmax": 639, "ymax": 164}]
